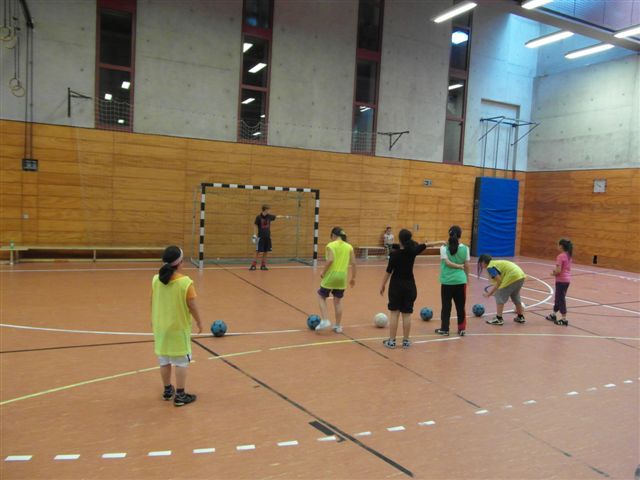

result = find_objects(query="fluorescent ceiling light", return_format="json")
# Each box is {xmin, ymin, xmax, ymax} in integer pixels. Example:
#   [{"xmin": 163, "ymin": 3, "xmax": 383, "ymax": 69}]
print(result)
[
  {"xmin": 432, "ymin": 1, "xmax": 477, "ymax": 24},
  {"xmin": 243, "ymin": 42, "xmax": 253, "ymax": 52},
  {"xmin": 525, "ymin": 30, "xmax": 573, "ymax": 48},
  {"xmin": 248, "ymin": 63, "xmax": 267, "ymax": 73},
  {"xmin": 117, "ymin": 119, "xmax": 125, "ymax": 124},
  {"xmin": 451, "ymin": 31, "xmax": 469, "ymax": 45},
  {"xmin": 121, "ymin": 81, "xmax": 130, "ymax": 89},
  {"xmin": 359, "ymin": 106, "xmax": 371, "ymax": 112},
  {"xmin": 521, "ymin": 0, "xmax": 553, "ymax": 10},
  {"xmin": 252, "ymin": 131, "xmax": 261, "ymax": 136},
  {"xmin": 260, "ymin": 114, "xmax": 266, "ymax": 118},
  {"xmin": 565, "ymin": 43, "xmax": 614, "ymax": 59},
  {"xmin": 241, "ymin": 98, "xmax": 255, "ymax": 104},
  {"xmin": 614, "ymin": 24, "xmax": 640, "ymax": 38},
  {"xmin": 448, "ymin": 83, "xmax": 464, "ymax": 90},
  {"xmin": 104, "ymin": 93, "xmax": 112, "ymax": 100}
]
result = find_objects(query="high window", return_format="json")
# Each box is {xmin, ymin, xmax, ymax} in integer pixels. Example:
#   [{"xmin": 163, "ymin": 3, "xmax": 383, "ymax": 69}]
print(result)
[
  {"xmin": 443, "ymin": 13, "xmax": 471, "ymax": 164},
  {"xmin": 239, "ymin": 0, "xmax": 273, "ymax": 143},
  {"xmin": 96, "ymin": 0, "xmax": 136, "ymax": 131},
  {"xmin": 352, "ymin": 0, "xmax": 384, "ymax": 155}
]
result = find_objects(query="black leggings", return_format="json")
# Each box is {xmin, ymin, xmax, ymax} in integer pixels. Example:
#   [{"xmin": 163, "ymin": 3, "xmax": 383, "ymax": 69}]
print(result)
[
  {"xmin": 440, "ymin": 284, "xmax": 467, "ymax": 332},
  {"xmin": 554, "ymin": 282, "xmax": 570, "ymax": 315}
]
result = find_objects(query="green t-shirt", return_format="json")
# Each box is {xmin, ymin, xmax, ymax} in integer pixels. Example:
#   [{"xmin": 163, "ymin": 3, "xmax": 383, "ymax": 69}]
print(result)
[
  {"xmin": 320, "ymin": 239, "xmax": 353, "ymax": 290},
  {"xmin": 439, "ymin": 244, "xmax": 469, "ymax": 285},
  {"xmin": 151, "ymin": 274, "xmax": 193, "ymax": 356}
]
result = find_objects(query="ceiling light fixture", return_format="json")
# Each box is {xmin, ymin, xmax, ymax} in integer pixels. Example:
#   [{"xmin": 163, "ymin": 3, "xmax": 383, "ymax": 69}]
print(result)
[
  {"xmin": 121, "ymin": 81, "xmax": 130, "ymax": 89},
  {"xmin": 252, "ymin": 131, "xmax": 261, "ymax": 136},
  {"xmin": 243, "ymin": 42, "xmax": 253, "ymax": 52},
  {"xmin": 525, "ymin": 30, "xmax": 573, "ymax": 48},
  {"xmin": 448, "ymin": 83, "xmax": 464, "ymax": 90},
  {"xmin": 521, "ymin": 0, "xmax": 553, "ymax": 10},
  {"xmin": 104, "ymin": 93, "xmax": 112, "ymax": 100},
  {"xmin": 117, "ymin": 119, "xmax": 125, "ymax": 124},
  {"xmin": 432, "ymin": 1, "xmax": 477, "ymax": 24},
  {"xmin": 613, "ymin": 24, "xmax": 640, "ymax": 38},
  {"xmin": 241, "ymin": 98, "xmax": 255, "ymax": 104},
  {"xmin": 565, "ymin": 43, "xmax": 614, "ymax": 59},
  {"xmin": 248, "ymin": 63, "xmax": 267, "ymax": 73},
  {"xmin": 451, "ymin": 30, "xmax": 469, "ymax": 45}
]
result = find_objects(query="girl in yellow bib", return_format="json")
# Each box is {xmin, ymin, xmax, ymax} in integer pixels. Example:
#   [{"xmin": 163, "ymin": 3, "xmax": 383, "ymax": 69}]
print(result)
[
  {"xmin": 315, "ymin": 227, "xmax": 356, "ymax": 333},
  {"xmin": 477, "ymin": 254, "xmax": 526, "ymax": 325},
  {"xmin": 152, "ymin": 246, "xmax": 203, "ymax": 406}
]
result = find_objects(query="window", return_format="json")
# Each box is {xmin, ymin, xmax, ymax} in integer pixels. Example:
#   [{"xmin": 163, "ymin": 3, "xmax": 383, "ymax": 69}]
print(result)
[
  {"xmin": 443, "ymin": 14, "xmax": 471, "ymax": 164},
  {"xmin": 96, "ymin": 0, "xmax": 135, "ymax": 131},
  {"xmin": 238, "ymin": 0, "xmax": 273, "ymax": 143},
  {"xmin": 352, "ymin": 0, "xmax": 384, "ymax": 155}
]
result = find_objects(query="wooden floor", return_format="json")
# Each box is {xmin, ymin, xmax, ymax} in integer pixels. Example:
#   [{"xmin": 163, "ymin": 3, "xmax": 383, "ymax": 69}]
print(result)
[{"xmin": 1, "ymin": 256, "xmax": 638, "ymax": 479}]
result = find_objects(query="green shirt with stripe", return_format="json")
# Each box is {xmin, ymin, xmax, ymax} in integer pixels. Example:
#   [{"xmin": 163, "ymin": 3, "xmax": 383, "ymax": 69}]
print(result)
[
  {"xmin": 151, "ymin": 274, "xmax": 194, "ymax": 356},
  {"xmin": 321, "ymin": 239, "xmax": 353, "ymax": 290}
]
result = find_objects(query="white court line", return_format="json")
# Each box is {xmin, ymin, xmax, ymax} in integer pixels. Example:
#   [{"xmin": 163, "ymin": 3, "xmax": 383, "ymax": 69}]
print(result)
[
  {"xmin": 523, "ymin": 400, "xmax": 537, "ymax": 405},
  {"xmin": 236, "ymin": 445, "xmax": 255, "ymax": 451},
  {"xmin": 148, "ymin": 451, "xmax": 171, "ymax": 457},
  {"xmin": 418, "ymin": 420, "xmax": 436, "ymax": 426},
  {"xmin": 102, "ymin": 452, "xmax": 127, "ymax": 459},
  {"xmin": 387, "ymin": 426, "xmax": 405, "ymax": 432},
  {"xmin": 413, "ymin": 337, "xmax": 460, "ymax": 344},
  {"xmin": 54, "ymin": 454, "xmax": 80, "ymax": 460},
  {"xmin": 566, "ymin": 391, "xmax": 579, "ymax": 396},
  {"xmin": 604, "ymin": 383, "xmax": 616, "ymax": 388},
  {"xmin": 317, "ymin": 436, "xmax": 337, "ymax": 442},
  {"xmin": 5, "ymin": 455, "xmax": 32, "ymax": 462},
  {"xmin": 475, "ymin": 409, "xmax": 489, "ymax": 415},
  {"xmin": 520, "ymin": 261, "xmax": 640, "ymax": 282},
  {"xmin": 354, "ymin": 431, "xmax": 372, "ymax": 437},
  {"xmin": 193, "ymin": 448, "xmax": 215, "ymax": 454},
  {"xmin": 277, "ymin": 441, "xmax": 298, "ymax": 447}
]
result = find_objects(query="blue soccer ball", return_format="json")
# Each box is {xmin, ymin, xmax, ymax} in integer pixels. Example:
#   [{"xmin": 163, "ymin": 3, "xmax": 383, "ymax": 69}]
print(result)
[
  {"xmin": 472, "ymin": 304, "xmax": 485, "ymax": 317},
  {"xmin": 307, "ymin": 314, "xmax": 321, "ymax": 330},
  {"xmin": 420, "ymin": 307, "xmax": 433, "ymax": 321},
  {"xmin": 211, "ymin": 320, "xmax": 228, "ymax": 337}
]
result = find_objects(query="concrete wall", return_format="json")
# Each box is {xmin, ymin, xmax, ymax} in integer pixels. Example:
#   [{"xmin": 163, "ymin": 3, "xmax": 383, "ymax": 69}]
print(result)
[
  {"xmin": 528, "ymin": 54, "xmax": 639, "ymax": 171},
  {"xmin": 463, "ymin": 4, "xmax": 539, "ymax": 170},
  {"xmin": 268, "ymin": 0, "xmax": 357, "ymax": 152},
  {"xmin": 375, "ymin": 0, "xmax": 450, "ymax": 162}
]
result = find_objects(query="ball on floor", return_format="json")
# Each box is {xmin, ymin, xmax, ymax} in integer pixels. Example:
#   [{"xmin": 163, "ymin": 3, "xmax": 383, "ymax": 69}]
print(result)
[
  {"xmin": 420, "ymin": 307, "xmax": 433, "ymax": 321},
  {"xmin": 472, "ymin": 304, "xmax": 485, "ymax": 317},
  {"xmin": 307, "ymin": 314, "xmax": 321, "ymax": 330},
  {"xmin": 211, "ymin": 320, "xmax": 227, "ymax": 337},
  {"xmin": 373, "ymin": 312, "xmax": 388, "ymax": 328}
]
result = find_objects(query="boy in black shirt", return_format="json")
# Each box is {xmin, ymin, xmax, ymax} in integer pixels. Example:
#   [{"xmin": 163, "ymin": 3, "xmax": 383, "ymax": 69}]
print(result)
[{"xmin": 250, "ymin": 205, "xmax": 288, "ymax": 270}]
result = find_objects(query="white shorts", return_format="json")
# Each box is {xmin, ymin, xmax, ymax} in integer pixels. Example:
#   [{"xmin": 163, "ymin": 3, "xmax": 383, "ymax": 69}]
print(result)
[{"xmin": 158, "ymin": 354, "xmax": 192, "ymax": 368}]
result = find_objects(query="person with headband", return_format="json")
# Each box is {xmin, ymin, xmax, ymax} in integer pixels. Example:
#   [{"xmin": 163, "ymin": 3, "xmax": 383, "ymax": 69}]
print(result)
[
  {"xmin": 545, "ymin": 238, "xmax": 573, "ymax": 326},
  {"xmin": 477, "ymin": 254, "xmax": 526, "ymax": 326},
  {"xmin": 151, "ymin": 245, "xmax": 203, "ymax": 406},
  {"xmin": 315, "ymin": 227, "xmax": 356, "ymax": 333}
]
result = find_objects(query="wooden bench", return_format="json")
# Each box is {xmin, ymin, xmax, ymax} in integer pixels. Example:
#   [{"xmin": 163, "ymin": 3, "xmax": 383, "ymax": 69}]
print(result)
[{"xmin": 0, "ymin": 245, "xmax": 166, "ymax": 265}]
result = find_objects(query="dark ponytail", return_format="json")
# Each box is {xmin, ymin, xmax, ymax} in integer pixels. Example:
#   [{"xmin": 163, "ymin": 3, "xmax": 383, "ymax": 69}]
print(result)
[
  {"xmin": 159, "ymin": 245, "xmax": 183, "ymax": 285},
  {"xmin": 448, "ymin": 225, "xmax": 462, "ymax": 255},
  {"xmin": 477, "ymin": 253, "xmax": 492, "ymax": 276},
  {"xmin": 559, "ymin": 238, "xmax": 573, "ymax": 258},
  {"xmin": 398, "ymin": 229, "xmax": 417, "ymax": 250},
  {"xmin": 331, "ymin": 226, "xmax": 347, "ymax": 241}
]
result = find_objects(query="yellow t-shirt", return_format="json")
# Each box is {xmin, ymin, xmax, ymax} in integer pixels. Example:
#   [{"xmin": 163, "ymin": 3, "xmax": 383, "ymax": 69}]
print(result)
[
  {"xmin": 487, "ymin": 260, "xmax": 526, "ymax": 289},
  {"xmin": 321, "ymin": 239, "xmax": 353, "ymax": 290},
  {"xmin": 151, "ymin": 273, "xmax": 197, "ymax": 356}
]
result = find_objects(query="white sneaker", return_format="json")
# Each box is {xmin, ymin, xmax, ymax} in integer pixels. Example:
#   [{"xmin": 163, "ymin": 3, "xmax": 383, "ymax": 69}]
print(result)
[
  {"xmin": 332, "ymin": 325, "xmax": 343, "ymax": 333},
  {"xmin": 315, "ymin": 319, "xmax": 331, "ymax": 331}
]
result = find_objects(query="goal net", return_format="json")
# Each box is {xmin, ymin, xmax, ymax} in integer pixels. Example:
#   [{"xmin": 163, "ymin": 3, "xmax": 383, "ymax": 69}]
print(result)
[{"xmin": 191, "ymin": 183, "xmax": 319, "ymax": 268}]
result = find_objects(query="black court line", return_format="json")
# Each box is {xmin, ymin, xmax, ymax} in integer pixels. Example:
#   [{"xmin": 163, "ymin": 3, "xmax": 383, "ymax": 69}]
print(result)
[
  {"xmin": 0, "ymin": 339, "xmax": 155, "ymax": 354},
  {"xmin": 192, "ymin": 338, "xmax": 413, "ymax": 478}
]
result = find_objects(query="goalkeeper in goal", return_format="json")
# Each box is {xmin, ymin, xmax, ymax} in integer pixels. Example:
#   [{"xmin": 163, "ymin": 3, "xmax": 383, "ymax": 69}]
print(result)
[{"xmin": 250, "ymin": 204, "xmax": 289, "ymax": 271}]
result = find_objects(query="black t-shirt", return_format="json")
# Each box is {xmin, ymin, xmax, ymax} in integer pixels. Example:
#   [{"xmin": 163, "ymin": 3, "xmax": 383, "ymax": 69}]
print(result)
[
  {"xmin": 386, "ymin": 243, "xmax": 427, "ymax": 284},
  {"xmin": 255, "ymin": 214, "xmax": 276, "ymax": 238}
]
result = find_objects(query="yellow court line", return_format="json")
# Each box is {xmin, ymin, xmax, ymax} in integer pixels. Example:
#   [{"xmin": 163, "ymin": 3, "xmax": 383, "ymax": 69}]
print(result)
[
  {"xmin": 207, "ymin": 349, "xmax": 263, "ymax": 360},
  {"xmin": 0, "ymin": 366, "xmax": 160, "ymax": 406}
]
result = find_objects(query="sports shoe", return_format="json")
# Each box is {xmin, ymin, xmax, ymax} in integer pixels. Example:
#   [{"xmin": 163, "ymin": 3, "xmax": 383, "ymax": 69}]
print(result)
[
  {"xmin": 458, "ymin": 330, "xmax": 466, "ymax": 337},
  {"xmin": 513, "ymin": 315, "xmax": 526, "ymax": 324},
  {"xmin": 545, "ymin": 313, "xmax": 557, "ymax": 322},
  {"xmin": 174, "ymin": 392, "xmax": 197, "ymax": 407},
  {"xmin": 162, "ymin": 385, "xmax": 175, "ymax": 401},
  {"xmin": 435, "ymin": 329, "xmax": 449, "ymax": 336},
  {"xmin": 332, "ymin": 325, "xmax": 343, "ymax": 333},
  {"xmin": 486, "ymin": 316, "xmax": 504, "ymax": 325},
  {"xmin": 402, "ymin": 339, "xmax": 411, "ymax": 349},
  {"xmin": 315, "ymin": 319, "xmax": 331, "ymax": 331},
  {"xmin": 260, "ymin": 265, "xmax": 269, "ymax": 270},
  {"xmin": 249, "ymin": 264, "xmax": 256, "ymax": 271},
  {"xmin": 555, "ymin": 318, "xmax": 568, "ymax": 326},
  {"xmin": 383, "ymin": 339, "xmax": 396, "ymax": 349}
]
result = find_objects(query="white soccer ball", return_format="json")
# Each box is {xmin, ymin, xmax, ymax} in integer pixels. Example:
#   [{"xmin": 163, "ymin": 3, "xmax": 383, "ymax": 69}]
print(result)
[{"xmin": 374, "ymin": 312, "xmax": 389, "ymax": 328}]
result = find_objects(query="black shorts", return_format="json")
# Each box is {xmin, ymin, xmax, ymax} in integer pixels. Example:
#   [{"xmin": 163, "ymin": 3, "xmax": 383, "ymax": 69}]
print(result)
[
  {"xmin": 388, "ymin": 281, "xmax": 417, "ymax": 314},
  {"xmin": 256, "ymin": 237, "xmax": 272, "ymax": 253}
]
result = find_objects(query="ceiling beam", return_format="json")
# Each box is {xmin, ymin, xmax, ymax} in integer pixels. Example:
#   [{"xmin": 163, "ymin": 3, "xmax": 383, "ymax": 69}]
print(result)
[{"xmin": 477, "ymin": 0, "xmax": 640, "ymax": 52}]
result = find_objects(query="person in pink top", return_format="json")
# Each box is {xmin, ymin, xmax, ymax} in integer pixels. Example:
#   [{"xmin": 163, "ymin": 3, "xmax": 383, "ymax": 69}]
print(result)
[{"xmin": 546, "ymin": 239, "xmax": 573, "ymax": 326}]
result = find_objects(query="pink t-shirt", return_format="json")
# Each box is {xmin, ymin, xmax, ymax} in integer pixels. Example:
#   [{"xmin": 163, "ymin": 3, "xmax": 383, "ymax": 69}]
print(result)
[{"xmin": 555, "ymin": 252, "xmax": 571, "ymax": 283}]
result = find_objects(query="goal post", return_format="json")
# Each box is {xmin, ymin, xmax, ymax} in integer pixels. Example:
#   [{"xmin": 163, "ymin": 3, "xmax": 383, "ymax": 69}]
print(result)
[{"xmin": 191, "ymin": 182, "xmax": 320, "ymax": 269}]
